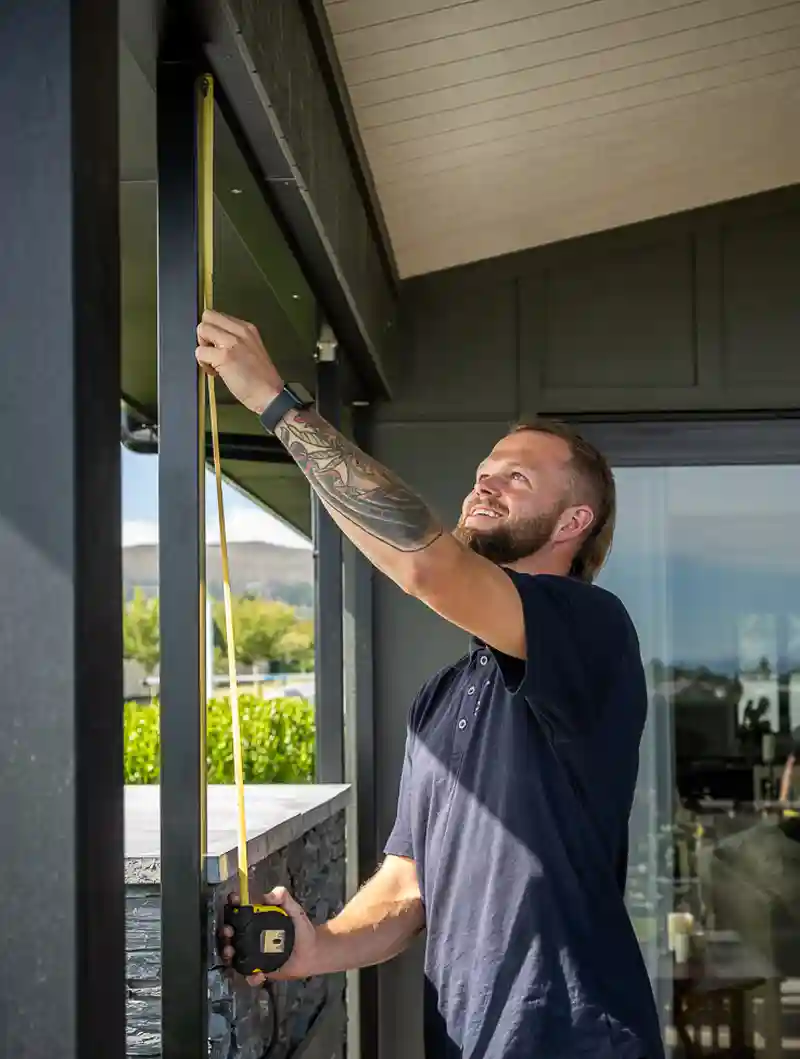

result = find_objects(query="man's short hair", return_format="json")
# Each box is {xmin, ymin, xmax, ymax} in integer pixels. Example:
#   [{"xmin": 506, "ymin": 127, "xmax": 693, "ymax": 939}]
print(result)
[{"xmin": 511, "ymin": 418, "xmax": 616, "ymax": 583}]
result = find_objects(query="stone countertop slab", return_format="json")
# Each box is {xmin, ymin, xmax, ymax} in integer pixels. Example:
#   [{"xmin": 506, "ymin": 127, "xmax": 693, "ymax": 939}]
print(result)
[{"xmin": 124, "ymin": 784, "xmax": 351, "ymax": 885}]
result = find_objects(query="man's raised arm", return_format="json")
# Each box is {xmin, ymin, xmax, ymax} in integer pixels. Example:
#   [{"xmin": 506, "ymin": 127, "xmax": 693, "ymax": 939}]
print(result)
[{"xmin": 196, "ymin": 310, "xmax": 525, "ymax": 658}]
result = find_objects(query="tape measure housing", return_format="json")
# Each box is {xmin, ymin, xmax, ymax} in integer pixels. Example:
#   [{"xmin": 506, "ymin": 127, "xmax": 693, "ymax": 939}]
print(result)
[{"xmin": 224, "ymin": 903, "xmax": 296, "ymax": 976}]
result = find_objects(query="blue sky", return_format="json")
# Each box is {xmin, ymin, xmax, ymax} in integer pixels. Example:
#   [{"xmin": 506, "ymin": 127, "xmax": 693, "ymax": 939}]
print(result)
[{"xmin": 122, "ymin": 446, "xmax": 310, "ymax": 549}]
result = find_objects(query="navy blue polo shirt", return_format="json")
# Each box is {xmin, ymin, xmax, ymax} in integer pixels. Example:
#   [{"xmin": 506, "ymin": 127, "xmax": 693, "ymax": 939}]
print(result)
[{"xmin": 385, "ymin": 571, "xmax": 663, "ymax": 1059}]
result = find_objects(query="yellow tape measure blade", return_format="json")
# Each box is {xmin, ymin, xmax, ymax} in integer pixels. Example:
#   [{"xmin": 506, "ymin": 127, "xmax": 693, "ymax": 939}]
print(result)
[{"xmin": 197, "ymin": 72, "xmax": 250, "ymax": 906}]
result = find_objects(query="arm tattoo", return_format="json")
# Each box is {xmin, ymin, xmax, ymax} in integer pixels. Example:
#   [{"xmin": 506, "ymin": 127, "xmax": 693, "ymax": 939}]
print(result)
[{"xmin": 275, "ymin": 409, "xmax": 443, "ymax": 552}]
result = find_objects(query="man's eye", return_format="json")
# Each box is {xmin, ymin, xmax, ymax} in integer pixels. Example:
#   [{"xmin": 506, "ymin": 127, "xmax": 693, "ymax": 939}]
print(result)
[{"xmin": 511, "ymin": 471, "xmax": 527, "ymax": 482}]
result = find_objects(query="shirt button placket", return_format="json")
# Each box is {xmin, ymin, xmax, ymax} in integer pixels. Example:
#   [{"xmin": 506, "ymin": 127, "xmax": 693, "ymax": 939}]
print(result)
[{"xmin": 475, "ymin": 655, "xmax": 489, "ymax": 715}]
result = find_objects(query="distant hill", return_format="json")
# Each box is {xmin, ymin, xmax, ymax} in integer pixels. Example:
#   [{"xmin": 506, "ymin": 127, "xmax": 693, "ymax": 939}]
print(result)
[{"xmin": 123, "ymin": 542, "xmax": 313, "ymax": 607}]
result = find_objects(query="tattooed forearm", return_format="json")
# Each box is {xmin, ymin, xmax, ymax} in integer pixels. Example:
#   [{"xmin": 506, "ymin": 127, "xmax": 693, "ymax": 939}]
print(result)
[{"xmin": 275, "ymin": 408, "xmax": 443, "ymax": 552}]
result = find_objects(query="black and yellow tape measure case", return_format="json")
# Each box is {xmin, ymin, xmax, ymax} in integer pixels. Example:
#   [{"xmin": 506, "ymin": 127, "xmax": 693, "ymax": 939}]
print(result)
[{"xmin": 224, "ymin": 903, "xmax": 296, "ymax": 976}]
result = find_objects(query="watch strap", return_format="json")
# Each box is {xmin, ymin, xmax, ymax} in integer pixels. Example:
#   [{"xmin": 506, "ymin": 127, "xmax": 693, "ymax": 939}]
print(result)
[{"xmin": 259, "ymin": 386, "xmax": 311, "ymax": 434}]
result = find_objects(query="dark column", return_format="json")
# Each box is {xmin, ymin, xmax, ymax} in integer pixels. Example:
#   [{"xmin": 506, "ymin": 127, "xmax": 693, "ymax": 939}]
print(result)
[
  {"xmin": 0, "ymin": 1, "xmax": 124, "ymax": 1055},
  {"xmin": 313, "ymin": 334, "xmax": 345, "ymax": 782},
  {"xmin": 157, "ymin": 48, "xmax": 209, "ymax": 1059},
  {"xmin": 342, "ymin": 408, "xmax": 379, "ymax": 1056}
]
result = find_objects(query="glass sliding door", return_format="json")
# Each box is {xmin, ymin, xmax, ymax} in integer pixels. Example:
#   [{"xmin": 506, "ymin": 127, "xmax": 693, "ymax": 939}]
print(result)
[{"xmin": 584, "ymin": 421, "xmax": 800, "ymax": 1059}]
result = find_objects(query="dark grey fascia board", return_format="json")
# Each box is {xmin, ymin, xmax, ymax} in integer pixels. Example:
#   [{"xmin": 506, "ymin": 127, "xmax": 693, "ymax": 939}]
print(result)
[
  {"xmin": 299, "ymin": 0, "xmax": 399, "ymax": 289},
  {"xmin": 119, "ymin": 0, "xmax": 396, "ymax": 399},
  {"xmin": 196, "ymin": 0, "xmax": 396, "ymax": 399}
]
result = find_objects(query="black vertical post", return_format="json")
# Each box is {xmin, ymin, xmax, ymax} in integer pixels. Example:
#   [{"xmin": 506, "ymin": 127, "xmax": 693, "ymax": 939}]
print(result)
[
  {"xmin": 314, "ymin": 333, "xmax": 345, "ymax": 782},
  {"xmin": 157, "ymin": 45, "xmax": 208, "ymax": 1059},
  {"xmin": 0, "ymin": 1, "xmax": 124, "ymax": 1055},
  {"xmin": 344, "ymin": 408, "xmax": 379, "ymax": 1059}
]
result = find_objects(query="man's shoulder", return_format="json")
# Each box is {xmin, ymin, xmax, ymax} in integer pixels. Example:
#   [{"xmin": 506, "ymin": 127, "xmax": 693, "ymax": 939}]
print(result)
[
  {"xmin": 508, "ymin": 571, "xmax": 634, "ymax": 624},
  {"xmin": 511, "ymin": 573, "xmax": 643, "ymax": 691}
]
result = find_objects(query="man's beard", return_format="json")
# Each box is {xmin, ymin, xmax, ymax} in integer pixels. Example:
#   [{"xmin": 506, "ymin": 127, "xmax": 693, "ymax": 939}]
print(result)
[{"xmin": 454, "ymin": 507, "xmax": 562, "ymax": 565}]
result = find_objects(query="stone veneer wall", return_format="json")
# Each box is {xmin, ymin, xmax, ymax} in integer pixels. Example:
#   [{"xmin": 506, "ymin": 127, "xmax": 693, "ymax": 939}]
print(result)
[{"xmin": 126, "ymin": 810, "xmax": 346, "ymax": 1059}]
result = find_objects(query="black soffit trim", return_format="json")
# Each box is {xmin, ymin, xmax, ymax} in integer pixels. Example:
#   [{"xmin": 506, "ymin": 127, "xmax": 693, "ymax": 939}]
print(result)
[
  {"xmin": 562, "ymin": 415, "xmax": 800, "ymax": 468},
  {"xmin": 198, "ymin": 1, "xmax": 393, "ymax": 399},
  {"xmin": 120, "ymin": 407, "xmax": 294, "ymax": 464}
]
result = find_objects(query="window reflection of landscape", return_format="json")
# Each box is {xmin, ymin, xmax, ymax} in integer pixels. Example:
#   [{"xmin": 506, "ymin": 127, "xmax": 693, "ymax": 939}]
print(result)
[{"xmin": 599, "ymin": 464, "xmax": 800, "ymax": 1057}]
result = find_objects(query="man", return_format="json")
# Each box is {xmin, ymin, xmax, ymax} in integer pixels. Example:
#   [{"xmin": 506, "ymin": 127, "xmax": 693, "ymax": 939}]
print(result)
[{"xmin": 196, "ymin": 311, "xmax": 663, "ymax": 1059}]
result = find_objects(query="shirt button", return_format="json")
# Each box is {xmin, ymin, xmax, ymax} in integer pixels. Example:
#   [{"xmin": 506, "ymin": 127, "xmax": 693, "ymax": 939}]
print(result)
[
  {"xmin": 479, "ymin": 654, "xmax": 488, "ymax": 666},
  {"xmin": 467, "ymin": 685, "xmax": 476, "ymax": 695},
  {"xmin": 458, "ymin": 718, "xmax": 467, "ymax": 730}
]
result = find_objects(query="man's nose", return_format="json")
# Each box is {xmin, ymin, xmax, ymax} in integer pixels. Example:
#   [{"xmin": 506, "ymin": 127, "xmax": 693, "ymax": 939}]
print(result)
[{"xmin": 476, "ymin": 477, "xmax": 502, "ymax": 497}]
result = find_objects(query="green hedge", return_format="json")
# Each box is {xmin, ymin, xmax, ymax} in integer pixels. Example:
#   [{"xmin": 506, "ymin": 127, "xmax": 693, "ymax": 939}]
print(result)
[{"xmin": 124, "ymin": 694, "xmax": 316, "ymax": 784}]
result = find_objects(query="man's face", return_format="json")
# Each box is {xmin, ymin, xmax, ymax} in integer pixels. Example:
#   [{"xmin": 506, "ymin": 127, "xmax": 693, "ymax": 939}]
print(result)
[{"xmin": 454, "ymin": 431, "xmax": 576, "ymax": 565}]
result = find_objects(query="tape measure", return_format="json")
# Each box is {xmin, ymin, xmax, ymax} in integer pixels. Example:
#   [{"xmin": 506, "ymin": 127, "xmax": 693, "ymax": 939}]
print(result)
[
  {"xmin": 222, "ymin": 902, "xmax": 297, "ymax": 976},
  {"xmin": 198, "ymin": 72, "xmax": 295, "ymax": 977}
]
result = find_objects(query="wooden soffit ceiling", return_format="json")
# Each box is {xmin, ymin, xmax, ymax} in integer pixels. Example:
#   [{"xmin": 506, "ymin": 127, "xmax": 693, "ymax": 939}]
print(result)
[{"xmin": 324, "ymin": 0, "xmax": 800, "ymax": 276}]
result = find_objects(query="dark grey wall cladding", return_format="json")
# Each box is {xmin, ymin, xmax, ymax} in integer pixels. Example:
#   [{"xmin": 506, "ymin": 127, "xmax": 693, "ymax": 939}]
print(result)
[
  {"xmin": 228, "ymin": 0, "xmax": 396, "ymax": 373},
  {"xmin": 126, "ymin": 812, "xmax": 346, "ymax": 1059},
  {"xmin": 368, "ymin": 184, "xmax": 800, "ymax": 1059},
  {"xmin": 376, "ymin": 185, "xmax": 800, "ymax": 422}
]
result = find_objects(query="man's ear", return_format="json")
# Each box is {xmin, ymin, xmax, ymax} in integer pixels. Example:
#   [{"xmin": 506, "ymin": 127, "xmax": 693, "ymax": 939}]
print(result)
[{"xmin": 553, "ymin": 505, "xmax": 595, "ymax": 543}]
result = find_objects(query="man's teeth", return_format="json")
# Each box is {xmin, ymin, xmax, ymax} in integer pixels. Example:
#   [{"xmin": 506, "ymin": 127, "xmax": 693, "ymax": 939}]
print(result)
[{"xmin": 473, "ymin": 509, "xmax": 500, "ymax": 518}]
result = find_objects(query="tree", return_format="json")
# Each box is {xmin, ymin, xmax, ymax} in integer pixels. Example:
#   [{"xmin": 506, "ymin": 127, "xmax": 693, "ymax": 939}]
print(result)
[
  {"xmin": 276, "ymin": 618, "xmax": 314, "ymax": 672},
  {"xmin": 213, "ymin": 596, "xmax": 309, "ymax": 671},
  {"xmin": 123, "ymin": 588, "xmax": 160, "ymax": 675},
  {"xmin": 123, "ymin": 588, "xmax": 314, "ymax": 678}
]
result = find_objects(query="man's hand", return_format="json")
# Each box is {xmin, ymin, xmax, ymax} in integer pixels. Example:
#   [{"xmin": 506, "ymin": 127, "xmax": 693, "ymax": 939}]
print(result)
[
  {"xmin": 220, "ymin": 857, "xmax": 424, "ymax": 985},
  {"xmin": 220, "ymin": 888, "xmax": 318, "ymax": 985},
  {"xmin": 195, "ymin": 309, "xmax": 284, "ymax": 414}
]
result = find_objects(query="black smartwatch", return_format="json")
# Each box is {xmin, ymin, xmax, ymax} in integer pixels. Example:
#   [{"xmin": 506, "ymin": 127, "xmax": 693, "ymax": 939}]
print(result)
[{"xmin": 258, "ymin": 383, "xmax": 314, "ymax": 434}]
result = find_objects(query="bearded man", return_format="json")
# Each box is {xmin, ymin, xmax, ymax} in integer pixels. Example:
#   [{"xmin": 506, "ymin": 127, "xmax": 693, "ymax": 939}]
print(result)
[{"xmin": 196, "ymin": 310, "xmax": 663, "ymax": 1059}]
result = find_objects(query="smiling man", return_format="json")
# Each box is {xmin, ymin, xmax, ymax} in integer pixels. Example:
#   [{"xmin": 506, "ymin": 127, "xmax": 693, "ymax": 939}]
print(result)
[{"xmin": 196, "ymin": 310, "xmax": 663, "ymax": 1059}]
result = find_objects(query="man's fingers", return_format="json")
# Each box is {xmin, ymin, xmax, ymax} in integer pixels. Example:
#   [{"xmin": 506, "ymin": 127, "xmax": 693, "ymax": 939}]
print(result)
[
  {"xmin": 196, "ymin": 320, "xmax": 238, "ymax": 349},
  {"xmin": 246, "ymin": 972, "xmax": 266, "ymax": 987},
  {"xmin": 221, "ymin": 925, "xmax": 234, "ymax": 938},
  {"xmin": 195, "ymin": 345, "xmax": 223, "ymax": 370},
  {"xmin": 264, "ymin": 886, "xmax": 303, "ymax": 919},
  {"xmin": 200, "ymin": 308, "xmax": 253, "ymax": 339}
]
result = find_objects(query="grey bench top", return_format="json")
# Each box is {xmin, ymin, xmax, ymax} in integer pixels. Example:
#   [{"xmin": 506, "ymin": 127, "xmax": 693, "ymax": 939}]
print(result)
[{"xmin": 125, "ymin": 784, "xmax": 351, "ymax": 884}]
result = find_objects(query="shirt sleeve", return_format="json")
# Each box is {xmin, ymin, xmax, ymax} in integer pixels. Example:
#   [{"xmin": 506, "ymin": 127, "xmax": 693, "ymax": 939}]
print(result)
[
  {"xmin": 383, "ymin": 725, "xmax": 416, "ymax": 860},
  {"xmin": 491, "ymin": 570, "xmax": 636, "ymax": 739}
]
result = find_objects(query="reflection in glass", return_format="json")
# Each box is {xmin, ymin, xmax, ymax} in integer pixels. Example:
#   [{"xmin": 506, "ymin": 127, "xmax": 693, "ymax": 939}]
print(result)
[{"xmin": 598, "ymin": 465, "xmax": 800, "ymax": 1058}]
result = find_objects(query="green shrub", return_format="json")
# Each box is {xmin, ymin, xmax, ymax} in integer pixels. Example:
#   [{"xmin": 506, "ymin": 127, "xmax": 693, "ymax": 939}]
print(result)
[{"xmin": 124, "ymin": 694, "xmax": 316, "ymax": 784}]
